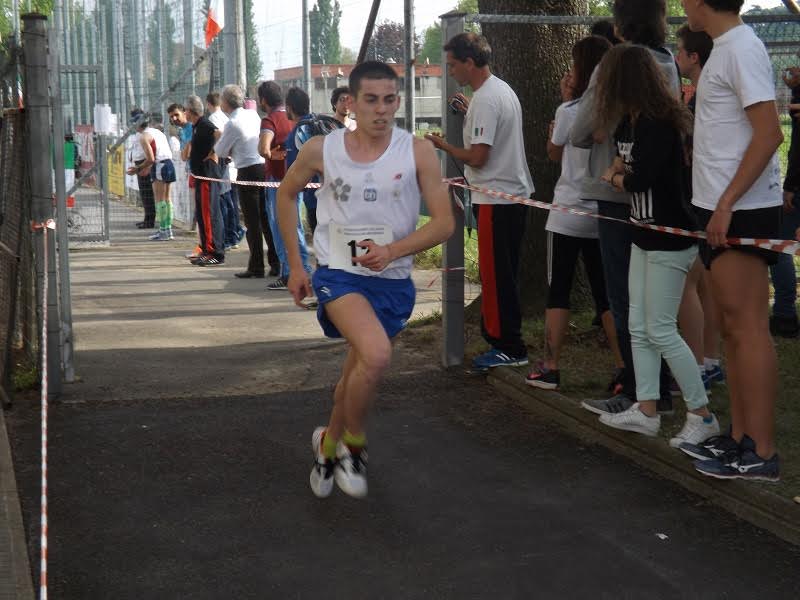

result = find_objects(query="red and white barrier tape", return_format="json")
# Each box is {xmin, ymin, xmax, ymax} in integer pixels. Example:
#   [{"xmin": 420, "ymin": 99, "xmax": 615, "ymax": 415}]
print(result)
[
  {"xmin": 446, "ymin": 179, "xmax": 800, "ymax": 257},
  {"xmin": 190, "ymin": 173, "xmax": 800, "ymax": 256},
  {"xmin": 31, "ymin": 219, "xmax": 55, "ymax": 600}
]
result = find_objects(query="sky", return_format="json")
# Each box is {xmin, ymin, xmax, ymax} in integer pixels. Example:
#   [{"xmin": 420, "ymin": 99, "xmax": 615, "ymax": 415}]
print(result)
[{"xmin": 255, "ymin": 0, "xmax": 786, "ymax": 79}]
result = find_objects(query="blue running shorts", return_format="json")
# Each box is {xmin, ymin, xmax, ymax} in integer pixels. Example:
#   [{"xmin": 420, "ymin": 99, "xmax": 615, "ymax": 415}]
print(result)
[
  {"xmin": 312, "ymin": 266, "xmax": 416, "ymax": 339},
  {"xmin": 152, "ymin": 159, "xmax": 176, "ymax": 183}
]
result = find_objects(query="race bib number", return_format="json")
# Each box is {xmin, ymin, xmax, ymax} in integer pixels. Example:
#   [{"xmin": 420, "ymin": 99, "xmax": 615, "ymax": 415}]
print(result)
[{"xmin": 328, "ymin": 223, "xmax": 393, "ymax": 275}]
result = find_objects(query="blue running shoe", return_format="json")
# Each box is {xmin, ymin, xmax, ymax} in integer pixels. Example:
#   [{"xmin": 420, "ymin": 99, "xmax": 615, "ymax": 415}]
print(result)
[
  {"xmin": 704, "ymin": 365, "xmax": 725, "ymax": 386},
  {"xmin": 694, "ymin": 449, "xmax": 780, "ymax": 482},
  {"xmin": 472, "ymin": 348, "xmax": 528, "ymax": 371}
]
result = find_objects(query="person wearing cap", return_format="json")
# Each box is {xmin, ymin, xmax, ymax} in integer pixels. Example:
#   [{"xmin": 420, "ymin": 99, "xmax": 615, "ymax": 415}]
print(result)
[{"xmin": 128, "ymin": 108, "xmax": 156, "ymax": 229}]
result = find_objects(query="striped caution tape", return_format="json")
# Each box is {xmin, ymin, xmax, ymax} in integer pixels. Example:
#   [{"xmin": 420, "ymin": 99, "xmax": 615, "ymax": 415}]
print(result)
[
  {"xmin": 189, "ymin": 173, "xmax": 800, "ymax": 256},
  {"xmin": 446, "ymin": 179, "xmax": 800, "ymax": 257},
  {"xmin": 30, "ymin": 218, "xmax": 55, "ymax": 600}
]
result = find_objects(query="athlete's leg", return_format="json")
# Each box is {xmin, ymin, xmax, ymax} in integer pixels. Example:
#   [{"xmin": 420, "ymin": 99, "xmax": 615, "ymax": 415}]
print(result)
[{"xmin": 678, "ymin": 257, "xmax": 705, "ymax": 365}]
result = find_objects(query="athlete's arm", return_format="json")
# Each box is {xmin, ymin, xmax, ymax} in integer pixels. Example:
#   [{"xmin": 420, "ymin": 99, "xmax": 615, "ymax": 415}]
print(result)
[
  {"xmin": 138, "ymin": 133, "xmax": 154, "ymax": 174},
  {"xmin": 278, "ymin": 136, "xmax": 324, "ymax": 306},
  {"xmin": 181, "ymin": 140, "xmax": 191, "ymax": 162},
  {"xmin": 354, "ymin": 138, "xmax": 455, "ymax": 271},
  {"xmin": 424, "ymin": 132, "xmax": 490, "ymax": 168},
  {"xmin": 706, "ymin": 100, "xmax": 784, "ymax": 247}
]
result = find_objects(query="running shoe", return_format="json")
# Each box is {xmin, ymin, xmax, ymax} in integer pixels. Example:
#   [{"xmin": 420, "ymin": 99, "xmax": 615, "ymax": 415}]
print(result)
[
  {"xmin": 309, "ymin": 427, "xmax": 336, "ymax": 498},
  {"xmin": 197, "ymin": 255, "xmax": 224, "ymax": 266},
  {"xmin": 669, "ymin": 412, "xmax": 720, "ymax": 448},
  {"xmin": 704, "ymin": 364, "xmax": 726, "ymax": 386},
  {"xmin": 678, "ymin": 432, "xmax": 738, "ymax": 461},
  {"xmin": 694, "ymin": 449, "xmax": 780, "ymax": 482},
  {"xmin": 598, "ymin": 403, "xmax": 661, "ymax": 437},
  {"xmin": 471, "ymin": 349, "xmax": 528, "ymax": 371},
  {"xmin": 266, "ymin": 277, "xmax": 288, "ymax": 291},
  {"xmin": 581, "ymin": 393, "xmax": 633, "ymax": 415},
  {"xmin": 335, "ymin": 442, "xmax": 368, "ymax": 498},
  {"xmin": 525, "ymin": 363, "xmax": 560, "ymax": 390}
]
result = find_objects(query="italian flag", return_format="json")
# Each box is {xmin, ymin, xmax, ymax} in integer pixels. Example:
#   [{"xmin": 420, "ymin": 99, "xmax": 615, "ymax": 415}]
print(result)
[{"xmin": 205, "ymin": 0, "xmax": 224, "ymax": 47}]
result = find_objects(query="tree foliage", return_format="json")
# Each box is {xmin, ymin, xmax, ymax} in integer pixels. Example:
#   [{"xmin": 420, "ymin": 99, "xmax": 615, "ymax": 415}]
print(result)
[
  {"xmin": 418, "ymin": 23, "xmax": 443, "ymax": 64},
  {"xmin": 244, "ymin": 0, "xmax": 262, "ymax": 87},
  {"xmin": 367, "ymin": 20, "xmax": 420, "ymax": 64},
  {"xmin": 309, "ymin": 0, "xmax": 342, "ymax": 64},
  {"xmin": 588, "ymin": 0, "xmax": 684, "ymax": 16}
]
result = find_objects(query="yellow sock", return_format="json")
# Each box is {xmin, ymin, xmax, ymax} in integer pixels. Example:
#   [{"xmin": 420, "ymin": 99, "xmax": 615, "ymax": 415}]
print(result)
[
  {"xmin": 343, "ymin": 430, "xmax": 366, "ymax": 451},
  {"xmin": 321, "ymin": 431, "xmax": 338, "ymax": 460}
]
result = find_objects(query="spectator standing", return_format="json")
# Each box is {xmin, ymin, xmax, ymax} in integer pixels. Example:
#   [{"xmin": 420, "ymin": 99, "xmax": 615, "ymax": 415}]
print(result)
[
  {"xmin": 331, "ymin": 86, "xmax": 357, "ymax": 130},
  {"xmin": 768, "ymin": 66, "xmax": 800, "ymax": 338},
  {"xmin": 128, "ymin": 108, "xmax": 156, "ymax": 229},
  {"xmin": 594, "ymin": 45, "xmax": 719, "ymax": 446},
  {"xmin": 681, "ymin": 0, "xmax": 782, "ymax": 482},
  {"xmin": 215, "ymin": 84, "xmax": 278, "ymax": 279},
  {"xmin": 207, "ymin": 91, "xmax": 245, "ymax": 250},
  {"xmin": 526, "ymin": 35, "xmax": 625, "ymax": 391},
  {"xmin": 258, "ymin": 81, "xmax": 310, "ymax": 289},
  {"xmin": 426, "ymin": 32, "xmax": 534, "ymax": 371},
  {"xmin": 572, "ymin": 0, "xmax": 680, "ymax": 416}
]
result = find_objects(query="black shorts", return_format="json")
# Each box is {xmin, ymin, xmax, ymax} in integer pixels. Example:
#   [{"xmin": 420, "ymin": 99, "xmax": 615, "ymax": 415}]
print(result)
[
  {"xmin": 694, "ymin": 205, "xmax": 782, "ymax": 269},
  {"xmin": 546, "ymin": 231, "xmax": 609, "ymax": 313}
]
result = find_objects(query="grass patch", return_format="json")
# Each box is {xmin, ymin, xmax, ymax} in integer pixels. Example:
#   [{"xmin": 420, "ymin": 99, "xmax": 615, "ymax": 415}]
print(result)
[
  {"xmin": 12, "ymin": 358, "xmax": 38, "ymax": 392},
  {"xmin": 460, "ymin": 309, "xmax": 800, "ymax": 501},
  {"xmin": 414, "ymin": 216, "xmax": 480, "ymax": 283}
]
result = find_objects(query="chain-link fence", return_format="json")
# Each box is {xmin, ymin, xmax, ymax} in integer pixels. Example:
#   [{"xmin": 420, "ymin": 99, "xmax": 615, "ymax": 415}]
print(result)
[{"xmin": 0, "ymin": 110, "xmax": 34, "ymax": 403}]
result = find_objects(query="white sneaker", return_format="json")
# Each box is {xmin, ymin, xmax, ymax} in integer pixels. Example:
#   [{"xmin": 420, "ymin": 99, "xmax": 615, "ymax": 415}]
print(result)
[
  {"xmin": 309, "ymin": 427, "xmax": 335, "ymax": 498},
  {"xmin": 599, "ymin": 402, "xmax": 661, "ymax": 437},
  {"xmin": 669, "ymin": 412, "xmax": 720, "ymax": 448},
  {"xmin": 335, "ymin": 442, "xmax": 368, "ymax": 498}
]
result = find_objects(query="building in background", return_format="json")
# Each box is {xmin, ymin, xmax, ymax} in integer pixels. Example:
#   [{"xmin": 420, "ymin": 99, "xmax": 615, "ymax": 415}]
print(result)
[{"xmin": 273, "ymin": 63, "xmax": 443, "ymax": 130}]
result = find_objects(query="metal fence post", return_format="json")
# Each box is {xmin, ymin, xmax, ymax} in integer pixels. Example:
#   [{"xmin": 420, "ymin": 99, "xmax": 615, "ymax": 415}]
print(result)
[
  {"xmin": 440, "ymin": 12, "xmax": 466, "ymax": 368},
  {"xmin": 48, "ymin": 26, "xmax": 75, "ymax": 383},
  {"xmin": 22, "ymin": 12, "xmax": 62, "ymax": 398}
]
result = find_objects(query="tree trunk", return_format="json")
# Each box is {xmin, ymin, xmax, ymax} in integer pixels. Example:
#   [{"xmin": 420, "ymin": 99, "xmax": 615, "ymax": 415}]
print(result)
[{"xmin": 477, "ymin": 0, "xmax": 588, "ymax": 317}]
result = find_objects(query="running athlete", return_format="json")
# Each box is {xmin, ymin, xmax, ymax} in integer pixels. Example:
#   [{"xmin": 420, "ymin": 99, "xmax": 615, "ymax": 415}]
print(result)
[
  {"xmin": 276, "ymin": 61, "xmax": 455, "ymax": 499},
  {"xmin": 134, "ymin": 117, "xmax": 177, "ymax": 241}
]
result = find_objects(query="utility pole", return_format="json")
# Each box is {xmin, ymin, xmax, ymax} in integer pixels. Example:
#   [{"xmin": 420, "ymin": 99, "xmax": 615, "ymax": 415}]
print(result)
[
  {"xmin": 302, "ymin": 0, "xmax": 311, "ymax": 95},
  {"xmin": 80, "ymin": 2, "xmax": 90, "ymax": 124},
  {"xmin": 403, "ymin": 0, "xmax": 415, "ymax": 132},
  {"xmin": 157, "ymin": 0, "xmax": 167, "ymax": 119},
  {"xmin": 236, "ymin": 0, "xmax": 247, "ymax": 90},
  {"xmin": 22, "ymin": 13, "xmax": 62, "ymax": 398},
  {"xmin": 183, "ymin": 0, "xmax": 196, "ymax": 95},
  {"xmin": 63, "ymin": 0, "xmax": 75, "ymax": 130},
  {"xmin": 223, "ymin": 0, "xmax": 237, "ymax": 86}
]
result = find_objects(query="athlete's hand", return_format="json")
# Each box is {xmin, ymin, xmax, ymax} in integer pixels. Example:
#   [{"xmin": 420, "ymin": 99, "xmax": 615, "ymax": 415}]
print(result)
[
  {"xmin": 783, "ymin": 190, "xmax": 795, "ymax": 213},
  {"xmin": 351, "ymin": 240, "xmax": 393, "ymax": 272},
  {"xmin": 126, "ymin": 166, "xmax": 137, "ymax": 175},
  {"xmin": 287, "ymin": 270, "xmax": 313, "ymax": 308},
  {"xmin": 706, "ymin": 207, "xmax": 732, "ymax": 248}
]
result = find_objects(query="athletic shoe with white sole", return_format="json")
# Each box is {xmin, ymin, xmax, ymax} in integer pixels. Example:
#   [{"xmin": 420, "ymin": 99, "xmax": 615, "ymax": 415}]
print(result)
[
  {"xmin": 525, "ymin": 363, "xmax": 560, "ymax": 390},
  {"xmin": 678, "ymin": 432, "xmax": 738, "ymax": 461},
  {"xmin": 598, "ymin": 402, "xmax": 661, "ymax": 437},
  {"xmin": 669, "ymin": 412, "xmax": 720, "ymax": 448},
  {"xmin": 694, "ymin": 448, "xmax": 780, "ymax": 482},
  {"xmin": 335, "ymin": 442, "xmax": 368, "ymax": 498},
  {"xmin": 309, "ymin": 427, "xmax": 335, "ymax": 498},
  {"xmin": 581, "ymin": 393, "xmax": 633, "ymax": 416},
  {"xmin": 471, "ymin": 349, "xmax": 529, "ymax": 371}
]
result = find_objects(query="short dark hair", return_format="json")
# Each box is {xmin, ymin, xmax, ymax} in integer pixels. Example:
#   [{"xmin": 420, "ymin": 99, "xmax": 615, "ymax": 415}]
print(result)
[
  {"xmin": 166, "ymin": 103, "xmax": 184, "ymax": 114},
  {"xmin": 286, "ymin": 87, "xmax": 310, "ymax": 117},
  {"xmin": 257, "ymin": 81, "xmax": 283, "ymax": 108},
  {"xmin": 571, "ymin": 35, "xmax": 613, "ymax": 100},
  {"xmin": 590, "ymin": 20, "xmax": 622, "ymax": 45},
  {"xmin": 705, "ymin": 0, "xmax": 743, "ymax": 13},
  {"xmin": 349, "ymin": 61, "xmax": 399, "ymax": 96},
  {"xmin": 676, "ymin": 25, "xmax": 713, "ymax": 67},
  {"xmin": 331, "ymin": 86, "xmax": 350, "ymax": 110},
  {"xmin": 613, "ymin": 0, "xmax": 667, "ymax": 48},
  {"xmin": 443, "ymin": 32, "xmax": 491, "ymax": 68},
  {"xmin": 206, "ymin": 92, "xmax": 221, "ymax": 107}
]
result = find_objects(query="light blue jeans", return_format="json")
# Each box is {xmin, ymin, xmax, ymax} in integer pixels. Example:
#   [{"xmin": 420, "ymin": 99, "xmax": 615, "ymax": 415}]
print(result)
[
  {"xmin": 628, "ymin": 245, "xmax": 708, "ymax": 410},
  {"xmin": 265, "ymin": 178, "xmax": 312, "ymax": 278}
]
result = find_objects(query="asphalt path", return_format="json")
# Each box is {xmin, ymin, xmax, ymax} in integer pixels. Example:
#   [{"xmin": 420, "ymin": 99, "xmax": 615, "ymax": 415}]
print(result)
[{"xmin": 8, "ymin": 366, "xmax": 800, "ymax": 599}]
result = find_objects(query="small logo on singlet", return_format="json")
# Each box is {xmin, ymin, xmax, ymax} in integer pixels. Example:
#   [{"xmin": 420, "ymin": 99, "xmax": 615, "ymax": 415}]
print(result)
[
  {"xmin": 364, "ymin": 187, "xmax": 377, "ymax": 202},
  {"xmin": 331, "ymin": 178, "xmax": 351, "ymax": 202},
  {"xmin": 393, "ymin": 173, "xmax": 402, "ymax": 180}
]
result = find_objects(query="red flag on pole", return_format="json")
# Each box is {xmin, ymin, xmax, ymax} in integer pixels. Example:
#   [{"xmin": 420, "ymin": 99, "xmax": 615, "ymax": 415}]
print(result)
[{"xmin": 205, "ymin": 0, "xmax": 225, "ymax": 47}]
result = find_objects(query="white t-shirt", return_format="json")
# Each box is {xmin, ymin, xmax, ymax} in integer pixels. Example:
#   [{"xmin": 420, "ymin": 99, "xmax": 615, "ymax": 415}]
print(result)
[
  {"xmin": 546, "ymin": 101, "xmax": 598, "ymax": 239},
  {"xmin": 692, "ymin": 24, "xmax": 782, "ymax": 211},
  {"xmin": 463, "ymin": 75, "xmax": 534, "ymax": 204}
]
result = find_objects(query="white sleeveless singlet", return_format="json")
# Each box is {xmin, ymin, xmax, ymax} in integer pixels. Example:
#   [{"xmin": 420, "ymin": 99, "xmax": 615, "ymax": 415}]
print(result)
[
  {"xmin": 146, "ymin": 127, "xmax": 173, "ymax": 162},
  {"xmin": 314, "ymin": 127, "xmax": 421, "ymax": 279}
]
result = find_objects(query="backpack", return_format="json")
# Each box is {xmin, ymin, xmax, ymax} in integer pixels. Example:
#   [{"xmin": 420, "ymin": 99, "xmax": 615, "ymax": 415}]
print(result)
[{"xmin": 296, "ymin": 113, "xmax": 345, "ymax": 139}]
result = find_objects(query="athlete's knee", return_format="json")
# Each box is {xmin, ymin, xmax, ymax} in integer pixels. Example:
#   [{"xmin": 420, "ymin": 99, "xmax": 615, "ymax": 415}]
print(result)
[{"xmin": 357, "ymin": 339, "xmax": 392, "ymax": 375}]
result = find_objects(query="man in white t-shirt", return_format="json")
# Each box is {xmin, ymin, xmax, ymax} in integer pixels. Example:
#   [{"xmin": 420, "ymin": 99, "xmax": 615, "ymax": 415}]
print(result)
[
  {"xmin": 679, "ymin": 0, "xmax": 783, "ymax": 482},
  {"xmin": 426, "ymin": 32, "xmax": 534, "ymax": 371}
]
